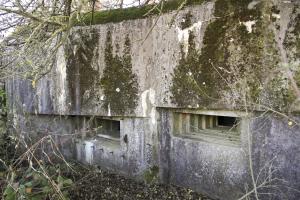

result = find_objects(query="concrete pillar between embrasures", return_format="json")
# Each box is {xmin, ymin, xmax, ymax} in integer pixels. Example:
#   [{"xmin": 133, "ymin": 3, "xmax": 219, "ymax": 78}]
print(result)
[
  {"xmin": 181, "ymin": 113, "xmax": 190, "ymax": 134},
  {"xmin": 208, "ymin": 115, "xmax": 214, "ymax": 128},
  {"xmin": 191, "ymin": 114, "xmax": 199, "ymax": 132},
  {"xmin": 174, "ymin": 113, "xmax": 182, "ymax": 134},
  {"xmin": 200, "ymin": 115, "xmax": 206, "ymax": 129}
]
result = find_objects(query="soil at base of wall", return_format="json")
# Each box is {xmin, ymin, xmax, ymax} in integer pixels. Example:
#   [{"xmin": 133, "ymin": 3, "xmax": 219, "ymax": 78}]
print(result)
[
  {"xmin": 66, "ymin": 163, "xmax": 214, "ymax": 200},
  {"xmin": 0, "ymin": 161, "xmax": 214, "ymax": 200}
]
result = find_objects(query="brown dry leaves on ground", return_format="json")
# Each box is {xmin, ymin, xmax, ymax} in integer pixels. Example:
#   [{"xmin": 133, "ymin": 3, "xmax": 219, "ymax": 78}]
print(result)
[{"xmin": 66, "ymin": 163, "xmax": 213, "ymax": 200}]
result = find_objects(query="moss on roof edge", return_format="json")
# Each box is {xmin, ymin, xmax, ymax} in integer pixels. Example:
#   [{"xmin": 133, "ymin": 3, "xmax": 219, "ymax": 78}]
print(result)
[{"xmin": 74, "ymin": 0, "xmax": 209, "ymax": 26}]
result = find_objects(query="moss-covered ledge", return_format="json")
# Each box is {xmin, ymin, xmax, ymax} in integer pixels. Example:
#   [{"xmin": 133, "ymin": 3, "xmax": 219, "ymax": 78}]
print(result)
[{"xmin": 74, "ymin": 0, "xmax": 209, "ymax": 26}]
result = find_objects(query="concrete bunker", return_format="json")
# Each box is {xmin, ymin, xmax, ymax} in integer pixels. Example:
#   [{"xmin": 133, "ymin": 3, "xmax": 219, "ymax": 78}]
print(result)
[
  {"xmin": 85, "ymin": 117, "xmax": 121, "ymax": 141},
  {"xmin": 173, "ymin": 111, "xmax": 241, "ymax": 145},
  {"xmin": 5, "ymin": 1, "xmax": 300, "ymax": 199}
]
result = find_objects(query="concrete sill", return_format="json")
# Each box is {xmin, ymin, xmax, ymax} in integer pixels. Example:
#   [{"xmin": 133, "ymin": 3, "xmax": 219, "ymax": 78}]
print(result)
[
  {"xmin": 175, "ymin": 131, "xmax": 241, "ymax": 147},
  {"xmin": 92, "ymin": 136, "xmax": 121, "ymax": 150},
  {"xmin": 97, "ymin": 134, "xmax": 120, "ymax": 142}
]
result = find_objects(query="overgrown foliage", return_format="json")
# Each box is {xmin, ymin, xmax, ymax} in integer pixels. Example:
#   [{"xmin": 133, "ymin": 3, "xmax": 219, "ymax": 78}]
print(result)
[
  {"xmin": 0, "ymin": 123, "xmax": 75, "ymax": 200},
  {"xmin": 3, "ymin": 165, "xmax": 73, "ymax": 200}
]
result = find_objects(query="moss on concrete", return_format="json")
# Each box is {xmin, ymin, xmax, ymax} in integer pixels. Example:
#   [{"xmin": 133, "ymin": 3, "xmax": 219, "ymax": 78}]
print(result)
[
  {"xmin": 283, "ymin": 6, "xmax": 300, "ymax": 108},
  {"xmin": 285, "ymin": 69, "xmax": 300, "ymax": 109},
  {"xmin": 284, "ymin": 6, "xmax": 300, "ymax": 60},
  {"xmin": 143, "ymin": 165, "xmax": 159, "ymax": 184},
  {"xmin": 100, "ymin": 30, "xmax": 139, "ymax": 115},
  {"xmin": 171, "ymin": 12, "xmax": 205, "ymax": 107},
  {"xmin": 180, "ymin": 11, "xmax": 193, "ymax": 29},
  {"xmin": 75, "ymin": 0, "xmax": 208, "ymax": 26},
  {"xmin": 295, "ymin": 71, "xmax": 300, "ymax": 95},
  {"xmin": 292, "ymin": 13, "xmax": 300, "ymax": 59},
  {"xmin": 171, "ymin": 0, "xmax": 285, "ymax": 109},
  {"xmin": 65, "ymin": 29, "xmax": 100, "ymax": 111}
]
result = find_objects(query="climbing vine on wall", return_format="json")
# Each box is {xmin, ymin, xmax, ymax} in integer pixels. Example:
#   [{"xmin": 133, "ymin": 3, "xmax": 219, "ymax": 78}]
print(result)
[{"xmin": 100, "ymin": 30, "xmax": 139, "ymax": 115}]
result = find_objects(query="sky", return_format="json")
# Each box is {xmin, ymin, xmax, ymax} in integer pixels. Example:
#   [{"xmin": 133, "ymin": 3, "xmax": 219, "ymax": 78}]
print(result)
[{"xmin": 0, "ymin": 0, "xmax": 160, "ymax": 40}]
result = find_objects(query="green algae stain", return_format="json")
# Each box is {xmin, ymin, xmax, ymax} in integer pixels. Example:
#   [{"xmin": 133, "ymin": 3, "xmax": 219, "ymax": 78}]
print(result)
[
  {"xmin": 282, "ymin": 6, "xmax": 300, "ymax": 108},
  {"xmin": 65, "ymin": 29, "xmax": 100, "ymax": 112},
  {"xmin": 143, "ymin": 165, "xmax": 159, "ymax": 184},
  {"xmin": 290, "ymin": 12, "xmax": 300, "ymax": 59},
  {"xmin": 100, "ymin": 30, "xmax": 139, "ymax": 115},
  {"xmin": 171, "ymin": 0, "xmax": 284, "ymax": 109},
  {"xmin": 171, "ymin": 12, "xmax": 208, "ymax": 107},
  {"xmin": 284, "ymin": 5, "xmax": 300, "ymax": 60},
  {"xmin": 295, "ymin": 71, "xmax": 300, "ymax": 96}
]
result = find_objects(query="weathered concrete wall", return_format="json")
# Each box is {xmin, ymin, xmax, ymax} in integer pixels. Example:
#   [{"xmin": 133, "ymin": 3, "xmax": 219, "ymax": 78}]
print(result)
[
  {"xmin": 25, "ymin": 2, "xmax": 214, "ymax": 117},
  {"xmin": 6, "ymin": 0, "xmax": 300, "ymax": 199},
  {"xmin": 158, "ymin": 109, "xmax": 300, "ymax": 200},
  {"xmin": 8, "ymin": 1, "xmax": 300, "ymax": 115},
  {"xmin": 10, "ymin": 113, "xmax": 156, "ymax": 178},
  {"xmin": 75, "ymin": 117, "xmax": 155, "ymax": 177},
  {"xmin": 251, "ymin": 114, "xmax": 300, "ymax": 200},
  {"xmin": 158, "ymin": 109, "xmax": 248, "ymax": 200}
]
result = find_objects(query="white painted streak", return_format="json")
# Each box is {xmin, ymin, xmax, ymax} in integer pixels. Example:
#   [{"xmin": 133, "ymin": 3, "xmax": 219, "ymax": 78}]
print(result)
[
  {"xmin": 176, "ymin": 21, "xmax": 202, "ymax": 55},
  {"xmin": 57, "ymin": 47, "xmax": 67, "ymax": 113},
  {"xmin": 141, "ymin": 90, "xmax": 149, "ymax": 117},
  {"xmin": 242, "ymin": 20, "xmax": 256, "ymax": 33},
  {"xmin": 108, "ymin": 103, "xmax": 111, "ymax": 116},
  {"xmin": 271, "ymin": 13, "xmax": 281, "ymax": 19},
  {"xmin": 141, "ymin": 88, "xmax": 156, "ymax": 119},
  {"xmin": 247, "ymin": 1, "xmax": 260, "ymax": 10},
  {"xmin": 151, "ymin": 107, "xmax": 156, "ymax": 125},
  {"xmin": 85, "ymin": 141, "xmax": 94, "ymax": 164},
  {"xmin": 149, "ymin": 89, "xmax": 156, "ymax": 124}
]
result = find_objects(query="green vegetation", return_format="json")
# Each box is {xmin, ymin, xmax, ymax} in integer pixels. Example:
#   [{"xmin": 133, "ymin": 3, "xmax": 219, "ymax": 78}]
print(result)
[
  {"xmin": 171, "ymin": 12, "xmax": 206, "ymax": 106},
  {"xmin": 0, "ymin": 89, "xmax": 6, "ymax": 114},
  {"xmin": 65, "ymin": 29, "xmax": 100, "ymax": 110},
  {"xmin": 296, "ymin": 14, "xmax": 300, "ymax": 59},
  {"xmin": 290, "ymin": 12, "xmax": 300, "ymax": 60},
  {"xmin": 100, "ymin": 30, "xmax": 139, "ymax": 115},
  {"xmin": 3, "ymin": 165, "xmax": 73, "ymax": 200},
  {"xmin": 0, "ymin": 88, "xmax": 9, "ymax": 172},
  {"xmin": 284, "ymin": 6, "xmax": 300, "ymax": 60},
  {"xmin": 65, "ymin": 28, "xmax": 139, "ymax": 114},
  {"xmin": 75, "ymin": 0, "xmax": 209, "ymax": 26},
  {"xmin": 171, "ymin": 0, "xmax": 288, "ymax": 109},
  {"xmin": 144, "ymin": 165, "xmax": 159, "ymax": 184},
  {"xmin": 281, "ymin": 6, "xmax": 300, "ymax": 107}
]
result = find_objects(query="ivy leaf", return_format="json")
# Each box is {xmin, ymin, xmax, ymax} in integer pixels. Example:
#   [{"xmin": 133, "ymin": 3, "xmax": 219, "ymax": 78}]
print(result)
[
  {"xmin": 42, "ymin": 185, "xmax": 53, "ymax": 193},
  {"xmin": 3, "ymin": 186, "xmax": 16, "ymax": 200},
  {"xmin": 63, "ymin": 178, "xmax": 73, "ymax": 186}
]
